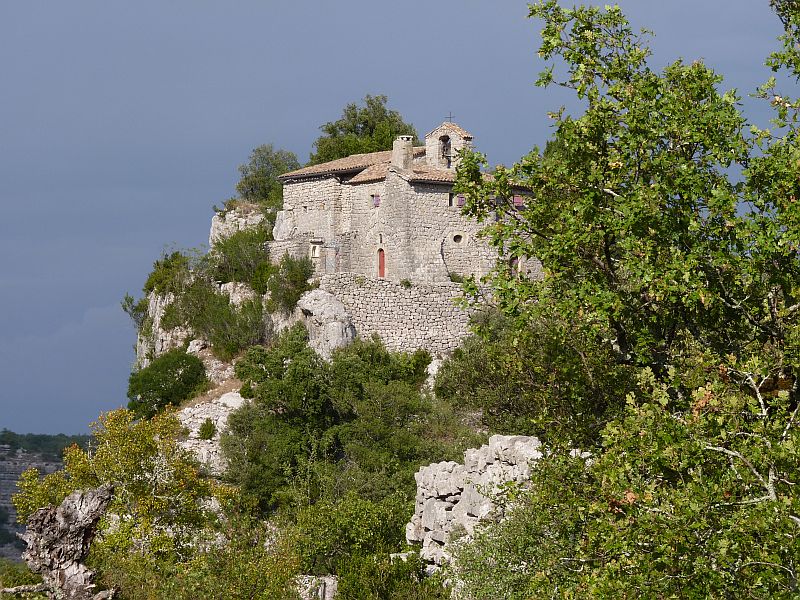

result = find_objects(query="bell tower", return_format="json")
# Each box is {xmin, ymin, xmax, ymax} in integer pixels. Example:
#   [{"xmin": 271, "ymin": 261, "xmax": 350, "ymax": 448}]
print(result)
[{"xmin": 424, "ymin": 121, "xmax": 473, "ymax": 170}]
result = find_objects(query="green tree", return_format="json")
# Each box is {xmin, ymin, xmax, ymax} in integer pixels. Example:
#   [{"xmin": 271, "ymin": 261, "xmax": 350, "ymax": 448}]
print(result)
[
  {"xmin": 457, "ymin": 0, "xmax": 800, "ymax": 393},
  {"xmin": 266, "ymin": 254, "xmax": 315, "ymax": 313},
  {"xmin": 13, "ymin": 410, "xmax": 219, "ymax": 562},
  {"xmin": 127, "ymin": 349, "xmax": 208, "ymax": 419},
  {"xmin": 235, "ymin": 144, "xmax": 300, "ymax": 217},
  {"xmin": 309, "ymin": 95, "xmax": 418, "ymax": 165},
  {"xmin": 435, "ymin": 310, "xmax": 632, "ymax": 446},
  {"xmin": 450, "ymin": 2, "xmax": 800, "ymax": 596}
]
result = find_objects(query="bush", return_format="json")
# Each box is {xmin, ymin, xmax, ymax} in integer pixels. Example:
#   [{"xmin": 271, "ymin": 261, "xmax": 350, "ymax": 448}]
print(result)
[
  {"xmin": 143, "ymin": 251, "xmax": 190, "ymax": 295},
  {"xmin": 224, "ymin": 328, "xmax": 480, "ymax": 512},
  {"xmin": 435, "ymin": 310, "xmax": 632, "ymax": 447},
  {"xmin": 266, "ymin": 254, "xmax": 315, "ymax": 313},
  {"xmin": 95, "ymin": 515, "xmax": 301, "ymax": 600},
  {"xmin": 198, "ymin": 418, "xmax": 216, "ymax": 440},
  {"xmin": 448, "ymin": 272, "xmax": 464, "ymax": 284},
  {"xmin": 0, "ymin": 558, "xmax": 42, "ymax": 591},
  {"xmin": 127, "ymin": 349, "xmax": 208, "ymax": 419},
  {"xmin": 294, "ymin": 492, "xmax": 409, "ymax": 575},
  {"xmin": 208, "ymin": 225, "xmax": 272, "ymax": 287},
  {"xmin": 167, "ymin": 277, "xmax": 267, "ymax": 361},
  {"xmin": 121, "ymin": 293, "xmax": 149, "ymax": 330},
  {"xmin": 337, "ymin": 553, "xmax": 449, "ymax": 600}
]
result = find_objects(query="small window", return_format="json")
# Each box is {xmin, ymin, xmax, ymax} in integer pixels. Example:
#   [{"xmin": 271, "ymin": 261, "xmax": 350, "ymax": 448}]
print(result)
[
  {"xmin": 456, "ymin": 195, "xmax": 465, "ymax": 208},
  {"xmin": 453, "ymin": 234, "xmax": 463, "ymax": 243},
  {"xmin": 310, "ymin": 243, "xmax": 322, "ymax": 259},
  {"xmin": 321, "ymin": 203, "xmax": 325, "ymax": 210},
  {"xmin": 372, "ymin": 194, "xmax": 381, "ymax": 207},
  {"xmin": 379, "ymin": 233, "xmax": 383, "ymax": 244},
  {"xmin": 303, "ymin": 206, "xmax": 308, "ymax": 213},
  {"xmin": 513, "ymin": 195, "xmax": 525, "ymax": 209},
  {"xmin": 448, "ymin": 193, "xmax": 454, "ymax": 207}
]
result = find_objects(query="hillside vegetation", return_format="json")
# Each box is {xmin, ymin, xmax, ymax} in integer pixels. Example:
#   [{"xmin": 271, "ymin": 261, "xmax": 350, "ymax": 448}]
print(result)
[{"xmin": 8, "ymin": 2, "xmax": 800, "ymax": 598}]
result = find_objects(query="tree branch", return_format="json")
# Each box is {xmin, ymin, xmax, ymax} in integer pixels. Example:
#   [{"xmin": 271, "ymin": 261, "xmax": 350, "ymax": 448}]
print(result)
[{"xmin": 0, "ymin": 583, "xmax": 49, "ymax": 595}]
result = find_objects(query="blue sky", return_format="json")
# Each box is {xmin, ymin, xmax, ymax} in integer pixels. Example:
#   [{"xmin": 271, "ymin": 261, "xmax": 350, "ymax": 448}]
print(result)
[{"xmin": 0, "ymin": 1, "xmax": 785, "ymax": 433}]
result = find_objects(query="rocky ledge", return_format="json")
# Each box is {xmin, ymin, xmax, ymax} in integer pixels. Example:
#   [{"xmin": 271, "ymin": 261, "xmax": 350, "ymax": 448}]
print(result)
[{"xmin": 406, "ymin": 435, "xmax": 543, "ymax": 567}]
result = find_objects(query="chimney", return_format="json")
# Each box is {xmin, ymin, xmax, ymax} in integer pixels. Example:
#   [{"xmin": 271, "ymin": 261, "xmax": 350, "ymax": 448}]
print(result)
[{"xmin": 391, "ymin": 135, "xmax": 414, "ymax": 169}]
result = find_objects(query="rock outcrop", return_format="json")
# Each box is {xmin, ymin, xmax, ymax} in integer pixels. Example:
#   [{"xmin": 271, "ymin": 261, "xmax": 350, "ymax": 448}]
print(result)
[
  {"xmin": 208, "ymin": 204, "xmax": 265, "ymax": 246},
  {"xmin": 296, "ymin": 575, "xmax": 338, "ymax": 600},
  {"xmin": 176, "ymin": 391, "xmax": 246, "ymax": 476},
  {"xmin": 18, "ymin": 485, "xmax": 115, "ymax": 600},
  {"xmin": 296, "ymin": 289, "xmax": 356, "ymax": 360},
  {"xmin": 406, "ymin": 435, "xmax": 543, "ymax": 567},
  {"xmin": 136, "ymin": 292, "xmax": 190, "ymax": 368}
]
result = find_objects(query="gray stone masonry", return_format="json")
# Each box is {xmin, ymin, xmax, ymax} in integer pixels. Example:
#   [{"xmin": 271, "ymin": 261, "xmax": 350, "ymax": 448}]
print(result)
[
  {"xmin": 406, "ymin": 435, "xmax": 544, "ymax": 567},
  {"xmin": 318, "ymin": 273, "xmax": 473, "ymax": 357}
]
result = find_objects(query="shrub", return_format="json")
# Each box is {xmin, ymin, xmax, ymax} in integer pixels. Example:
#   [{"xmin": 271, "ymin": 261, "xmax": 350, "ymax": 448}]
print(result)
[
  {"xmin": 121, "ymin": 293, "xmax": 149, "ymax": 330},
  {"xmin": 208, "ymin": 225, "xmax": 272, "ymax": 286},
  {"xmin": 127, "ymin": 349, "xmax": 208, "ymax": 419},
  {"xmin": 167, "ymin": 278, "xmax": 267, "ymax": 361},
  {"xmin": 435, "ymin": 310, "xmax": 632, "ymax": 447},
  {"xmin": 400, "ymin": 279, "xmax": 412, "ymax": 288},
  {"xmin": 294, "ymin": 492, "xmax": 409, "ymax": 575},
  {"xmin": 337, "ymin": 553, "xmax": 449, "ymax": 600},
  {"xmin": 225, "ymin": 329, "xmax": 480, "ymax": 512},
  {"xmin": 143, "ymin": 251, "xmax": 190, "ymax": 295},
  {"xmin": 198, "ymin": 418, "xmax": 216, "ymax": 440},
  {"xmin": 266, "ymin": 254, "xmax": 315, "ymax": 313},
  {"xmin": 0, "ymin": 558, "xmax": 42, "ymax": 590},
  {"xmin": 448, "ymin": 272, "xmax": 465, "ymax": 284}
]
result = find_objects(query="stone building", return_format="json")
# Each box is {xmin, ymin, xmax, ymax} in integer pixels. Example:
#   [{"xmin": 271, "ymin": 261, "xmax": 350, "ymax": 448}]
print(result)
[{"xmin": 273, "ymin": 122, "xmax": 496, "ymax": 284}]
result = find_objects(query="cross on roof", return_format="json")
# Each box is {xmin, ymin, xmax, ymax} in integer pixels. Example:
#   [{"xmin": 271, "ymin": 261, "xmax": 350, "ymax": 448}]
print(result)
[{"xmin": 445, "ymin": 111, "xmax": 455, "ymax": 123}]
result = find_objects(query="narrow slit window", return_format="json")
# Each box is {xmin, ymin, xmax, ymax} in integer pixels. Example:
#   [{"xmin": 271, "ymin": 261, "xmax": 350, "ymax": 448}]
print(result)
[{"xmin": 372, "ymin": 194, "xmax": 381, "ymax": 207}]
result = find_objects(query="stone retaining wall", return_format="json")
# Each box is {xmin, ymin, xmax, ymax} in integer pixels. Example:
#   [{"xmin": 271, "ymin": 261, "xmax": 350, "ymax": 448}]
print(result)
[{"xmin": 319, "ymin": 273, "xmax": 473, "ymax": 357}]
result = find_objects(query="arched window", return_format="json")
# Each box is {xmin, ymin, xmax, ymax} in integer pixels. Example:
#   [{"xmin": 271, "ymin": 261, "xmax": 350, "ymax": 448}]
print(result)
[{"xmin": 439, "ymin": 135, "xmax": 452, "ymax": 168}]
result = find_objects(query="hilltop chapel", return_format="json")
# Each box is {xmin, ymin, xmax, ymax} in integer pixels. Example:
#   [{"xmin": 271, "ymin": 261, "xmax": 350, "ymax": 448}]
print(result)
[{"xmin": 272, "ymin": 122, "xmax": 497, "ymax": 284}]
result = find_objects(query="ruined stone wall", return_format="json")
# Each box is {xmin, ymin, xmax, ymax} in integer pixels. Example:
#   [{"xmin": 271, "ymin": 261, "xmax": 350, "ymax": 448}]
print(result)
[{"xmin": 318, "ymin": 273, "xmax": 473, "ymax": 357}]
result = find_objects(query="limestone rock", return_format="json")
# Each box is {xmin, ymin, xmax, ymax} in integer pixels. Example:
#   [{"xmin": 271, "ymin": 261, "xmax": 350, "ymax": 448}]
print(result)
[
  {"xmin": 177, "ymin": 392, "xmax": 246, "ymax": 475},
  {"xmin": 406, "ymin": 435, "xmax": 544, "ymax": 567},
  {"xmin": 295, "ymin": 575, "xmax": 337, "ymax": 600},
  {"xmin": 20, "ymin": 485, "xmax": 115, "ymax": 600},
  {"xmin": 272, "ymin": 210, "xmax": 295, "ymax": 242},
  {"xmin": 296, "ymin": 289, "xmax": 356, "ymax": 360},
  {"xmin": 136, "ymin": 292, "xmax": 190, "ymax": 368},
  {"xmin": 209, "ymin": 205, "xmax": 264, "ymax": 246},
  {"xmin": 218, "ymin": 281, "xmax": 258, "ymax": 307}
]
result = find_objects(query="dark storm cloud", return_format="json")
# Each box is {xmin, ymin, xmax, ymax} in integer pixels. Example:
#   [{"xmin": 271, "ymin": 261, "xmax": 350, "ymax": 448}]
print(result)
[{"xmin": 0, "ymin": 1, "xmax": 784, "ymax": 432}]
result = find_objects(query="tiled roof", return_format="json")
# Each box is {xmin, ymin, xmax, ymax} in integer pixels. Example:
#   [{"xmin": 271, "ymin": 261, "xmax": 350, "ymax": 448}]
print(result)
[
  {"xmin": 407, "ymin": 167, "xmax": 457, "ymax": 184},
  {"xmin": 425, "ymin": 121, "xmax": 473, "ymax": 140},
  {"xmin": 348, "ymin": 163, "xmax": 389, "ymax": 184},
  {"xmin": 280, "ymin": 147, "xmax": 426, "ymax": 181}
]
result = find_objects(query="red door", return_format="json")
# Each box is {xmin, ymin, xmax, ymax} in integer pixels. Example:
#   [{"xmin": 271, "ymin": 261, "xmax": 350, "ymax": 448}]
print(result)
[{"xmin": 378, "ymin": 249, "xmax": 385, "ymax": 278}]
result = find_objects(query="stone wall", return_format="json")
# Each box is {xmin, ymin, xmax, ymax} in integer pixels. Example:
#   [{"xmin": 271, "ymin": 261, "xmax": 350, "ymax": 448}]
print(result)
[
  {"xmin": 319, "ymin": 273, "xmax": 473, "ymax": 357},
  {"xmin": 278, "ymin": 169, "xmax": 497, "ymax": 284},
  {"xmin": 406, "ymin": 435, "xmax": 544, "ymax": 567}
]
